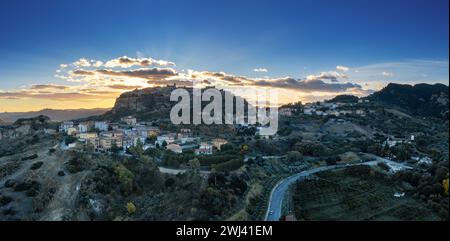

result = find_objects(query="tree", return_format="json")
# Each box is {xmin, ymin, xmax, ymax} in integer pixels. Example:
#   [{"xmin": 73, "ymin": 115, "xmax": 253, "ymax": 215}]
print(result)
[
  {"xmin": 240, "ymin": 144, "xmax": 249, "ymax": 154},
  {"xmin": 212, "ymin": 158, "xmax": 244, "ymax": 172},
  {"xmin": 295, "ymin": 142, "xmax": 325, "ymax": 156},
  {"xmin": 146, "ymin": 135, "xmax": 157, "ymax": 144},
  {"xmin": 111, "ymin": 142, "xmax": 122, "ymax": 155},
  {"xmin": 188, "ymin": 158, "xmax": 201, "ymax": 172},
  {"xmin": 443, "ymin": 178, "xmax": 449, "ymax": 196},
  {"xmin": 287, "ymin": 151, "xmax": 303, "ymax": 163},
  {"xmin": 64, "ymin": 135, "xmax": 77, "ymax": 145},
  {"xmin": 392, "ymin": 144, "xmax": 412, "ymax": 161},
  {"xmin": 220, "ymin": 143, "xmax": 236, "ymax": 152},
  {"xmin": 129, "ymin": 139, "xmax": 144, "ymax": 157},
  {"xmin": 126, "ymin": 202, "xmax": 136, "ymax": 215},
  {"xmin": 115, "ymin": 165, "xmax": 134, "ymax": 195},
  {"xmin": 325, "ymin": 156, "xmax": 340, "ymax": 166},
  {"xmin": 165, "ymin": 178, "xmax": 175, "ymax": 189},
  {"xmin": 84, "ymin": 142, "xmax": 95, "ymax": 153}
]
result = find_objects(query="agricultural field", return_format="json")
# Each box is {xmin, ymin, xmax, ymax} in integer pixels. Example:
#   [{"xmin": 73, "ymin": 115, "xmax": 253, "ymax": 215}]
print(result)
[{"xmin": 292, "ymin": 166, "xmax": 441, "ymax": 221}]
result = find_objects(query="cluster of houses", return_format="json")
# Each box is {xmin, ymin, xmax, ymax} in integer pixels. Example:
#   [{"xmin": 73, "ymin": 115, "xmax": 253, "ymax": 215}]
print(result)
[
  {"xmin": 59, "ymin": 116, "xmax": 228, "ymax": 155},
  {"xmin": 279, "ymin": 101, "xmax": 371, "ymax": 117},
  {"xmin": 303, "ymin": 102, "xmax": 369, "ymax": 117},
  {"xmin": 383, "ymin": 135, "xmax": 415, "ymax": 148}
]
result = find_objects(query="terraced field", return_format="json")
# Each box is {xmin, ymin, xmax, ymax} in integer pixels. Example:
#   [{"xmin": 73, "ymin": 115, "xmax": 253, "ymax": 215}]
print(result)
[{"xmin": 292, "ymin": 166, "xmax": 440, "ymax": 221}]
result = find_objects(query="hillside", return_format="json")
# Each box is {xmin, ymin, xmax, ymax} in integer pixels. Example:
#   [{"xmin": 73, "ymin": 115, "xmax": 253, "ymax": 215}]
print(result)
[
  {"xmin": 367, "ymin": 83, "xmax": 449, "ymax": 118},
  {"xmin": 327, "ymin": 94, "xmax": 359, "ymax": 103},
  {"xmin": 0, "ymin": 108, "xmax": 110, "ymax": 122},
  {"xmin": 102, "ymin": 86, "xmax": 250, "ymax": 122}
]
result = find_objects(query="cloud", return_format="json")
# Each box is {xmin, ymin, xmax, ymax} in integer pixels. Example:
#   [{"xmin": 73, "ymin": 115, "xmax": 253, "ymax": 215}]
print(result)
[
  {"xmin": 251, "ymin": 77, "xmax": 363, "ymax": 93},
  {"xmin": 104, "ymin": 56, "xmax": 176, "ymax": 68},
  {"xmin": 107, "ymin": 84, "xmax": 143, "ymax": 90},
  {"xmin": 95, "ymin": 68, "xmax": 178, "ymax": 80},
  {"xmin": 253, "ymin": 68, "xmax": 268, "ymax": 73},
  {"xmin": 336, "ymin": 65, "xmax": 350, "ymax": 72},
  {"xmin": 0, "ymin": 91, "xmax": 29, "ymax": 99},
  {"xmin": 60, "ymin": 64, "xmax": 68, "ymax": 69},
  {"xmin": 30, "ymin": 84, "xmax": 70, "ymax": 90},
  {"xmin": 150, "ymin": 79, "xmax": 195, "ymax": 87},
  {"xmin": 92, "ymin": 60, "xmax": 104, "ymax": 67},
  {"xmin": 73, "ymin": 58, "xmax": 92, "ymax": 67},
  {"xmin": 306, "ymin": 71, "xmax": 348, "ymax": 82},
  {"xmin": 4, "ymin": 55, "xmax": 385, "ymax": 108},
  {"xmin": 382, "ymin": 71, "xmax": 394, "ymax": 77},
  {"xmin": 71, "ymin": 68, "xmax": 179, "ymax": 83},
  {"xmin": 0, "ymin": 91, "xmax": 103, "ymax": 101},
  {"xmin": 199, "ymin": 71, "xmax": 250, "ymax": 84},
  {"xmin": 352, "ymin": 59, "xmax": 449, "ymax": 85},
  {"xmin": 72, "ymin": 70, "xmax": 96, "ymax": 76}
]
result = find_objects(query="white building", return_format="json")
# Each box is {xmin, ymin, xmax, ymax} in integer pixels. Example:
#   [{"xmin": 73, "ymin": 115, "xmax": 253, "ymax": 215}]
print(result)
[
  {"xmin": 279, "ymin": 108, "xmax": 294, "ymax": 117},
  {"xmin": 212, "ymin": 138, "xmax": 228, "ymax": 150},
  {"xmin": 355, "ymin": 109, "xmax": 366, "ymax": 116},
  {"xmin": 156, "ymin": 134, "xmax": 176, "ymax": 146},
  {"xmin": 195, "ymin": 142, "xmax": 213, "ymax": 155},
  {"xmin": 78, "ymin": 123, "xmax": 89, "ymax": 133},
  {"xmin": 67, "ymin": 127, "xmax": 77, "ymax": 136},
  {"xmin": 166, "ymin": 143, "xmax": 183, "ymax": 153},
  {"xmin": 95, "ymin": 121, "xmax": 109, "ymax": 132},
  {"xmin": 59, "ymin": 121, "xmax": 74, "ymax": 133},
  {"xmin": 418, "ymin": 156, "xmax": 433, "ymax": 165},
  {"xmin": 394, "ymin": 192, "xmax": 405, "ymax": 198},
  {"xmin": 121, "ymin": 116, "xmax": 137, "ymax": 126},
  {"xmin": 303, "ymin": 108, "xmax": 314, "ymax": 115}
]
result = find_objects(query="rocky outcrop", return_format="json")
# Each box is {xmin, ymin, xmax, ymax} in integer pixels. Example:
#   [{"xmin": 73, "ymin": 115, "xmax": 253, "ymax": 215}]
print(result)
[{"xmin": 103, "ymin": 86, "xmax": 249, "ymax": 123}]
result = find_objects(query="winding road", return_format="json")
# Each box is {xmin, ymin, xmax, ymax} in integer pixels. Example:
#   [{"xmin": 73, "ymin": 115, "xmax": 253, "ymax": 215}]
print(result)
[{"xmin": 264, "ymin": 158, "xmax": 412, "ymax": 221}]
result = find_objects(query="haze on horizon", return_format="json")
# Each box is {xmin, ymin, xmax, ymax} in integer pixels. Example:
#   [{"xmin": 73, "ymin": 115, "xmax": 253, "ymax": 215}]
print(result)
[{"xmin": 0, "ymin": 0, "xmax": 448, "ymax": 112}]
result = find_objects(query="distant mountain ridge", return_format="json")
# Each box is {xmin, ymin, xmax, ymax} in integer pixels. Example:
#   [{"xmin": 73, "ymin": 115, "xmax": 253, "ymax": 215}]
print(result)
[
  {"xmin": 367, "ymin": 83, "xmax": 449, "ymax": 118},
  {"xmin": 0, "ymin": 108, "xmax": 110, "ymax": 122}
]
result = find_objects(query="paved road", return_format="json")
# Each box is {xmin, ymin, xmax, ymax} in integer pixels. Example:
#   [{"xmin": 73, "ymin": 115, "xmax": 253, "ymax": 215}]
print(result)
[
  {"xmin": 264, "ymin": 165, "xmax": 340, "ymax": 221},
  {"xmin": 264, "ymin": 159, "xmax": 412, "ymax": 221}
]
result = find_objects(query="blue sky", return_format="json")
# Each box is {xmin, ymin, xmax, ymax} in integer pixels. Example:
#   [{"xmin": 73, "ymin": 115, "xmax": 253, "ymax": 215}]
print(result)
[{"xmin": 0, "ymin": 0, "xmax": 448, "ymax": 111}]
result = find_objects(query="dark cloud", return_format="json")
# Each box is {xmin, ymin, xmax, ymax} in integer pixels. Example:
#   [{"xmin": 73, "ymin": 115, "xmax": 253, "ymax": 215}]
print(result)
[
  {"xmin": 107, "ymin": 84, "xmax": 143, "ymax": 90},
  {"xmin": 150, "ymin": 78, "xmax": 194, "ymax": 87},
  {"xmin": 104, "ymin": 56, "xmax": 175, "ymax": 68},
  {"xmin": 96, "ymin": 68, "xmax": 178, "ymax": 80},
  {"xmin": 72, "ymin": 70, "xmax": 95, "ymax": 76},
  {"xmin": 0, "ymin": 91, "xmax": 30, "ymax": 99},
  {"xmin": 306, "ymin": 71, "xmax": 348, "ymax": 82},
  {"xmin": 30, "ymin": 84, "xmax": 69, "ymax": 90},
  {"xmin": 0, "ymin": 91, "xmax": 100, "ymax": 101},
  {"xmin": 251, "ymin": 78, "xmax": 363, "ymax": 92},
  {"xmin": 202, "ymin": 71, "xmax": 248, "ymax": 84}
]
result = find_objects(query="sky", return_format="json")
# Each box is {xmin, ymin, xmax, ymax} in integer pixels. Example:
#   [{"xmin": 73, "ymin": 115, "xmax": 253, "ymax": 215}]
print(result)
[{"xmin": 0, "ymin": 0, "xmax": 448, "ymax": 112}]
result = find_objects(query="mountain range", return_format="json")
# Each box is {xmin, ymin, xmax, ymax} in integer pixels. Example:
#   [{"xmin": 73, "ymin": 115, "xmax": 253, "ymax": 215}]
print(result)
[
  {"xmin": 0, "ymin": 108, "xmax": 110, "ymax": 123},
  {"xmin": 1, "ymin": 83, "xmax": 448, "ymax": 123},
  {"xmin": 104, "ymin": 83, "xmax": 449, "ymax": 121}
]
